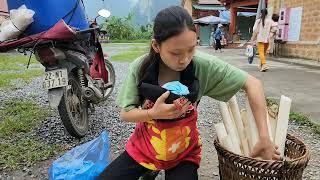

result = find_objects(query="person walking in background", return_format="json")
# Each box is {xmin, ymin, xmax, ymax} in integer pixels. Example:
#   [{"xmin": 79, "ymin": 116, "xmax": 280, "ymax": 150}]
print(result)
[
  {"xmin": 267, "ymin": 14, "xmax": 279, "ymax": 54},
  {"xmin": 214, "ymin": 24, "xmax": 223, "ymax": 53},
  {"xmin": 251, "ymin": 9, "xmax": 274, "ymax": 72}
]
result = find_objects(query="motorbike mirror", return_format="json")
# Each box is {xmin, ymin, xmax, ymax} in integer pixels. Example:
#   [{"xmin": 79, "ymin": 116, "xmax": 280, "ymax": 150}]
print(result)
[{"xmin": 98, "ymin": 9, "xmax": 111, "ymax": 18}]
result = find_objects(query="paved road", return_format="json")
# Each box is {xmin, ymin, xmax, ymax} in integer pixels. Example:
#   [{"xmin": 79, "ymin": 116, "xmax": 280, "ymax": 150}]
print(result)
[{"xmin": 198, "ymin": 46, "xmax": 320, "ymax": 125}]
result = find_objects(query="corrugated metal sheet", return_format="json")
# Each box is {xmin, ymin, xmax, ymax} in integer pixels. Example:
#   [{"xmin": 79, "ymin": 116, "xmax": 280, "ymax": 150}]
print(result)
[{"xmin": 193, "ymin": 4, "xmax": 226, "ymax": 11}]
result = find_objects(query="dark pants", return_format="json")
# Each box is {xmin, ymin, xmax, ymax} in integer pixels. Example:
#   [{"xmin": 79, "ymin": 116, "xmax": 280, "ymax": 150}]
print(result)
[
  {"xmin": 98, "ymin": 151, "xmax": 199, "ymax": 180},
  {"xmin": 215, "ymin": 39, "xmax": 222, "ymax": 50}
]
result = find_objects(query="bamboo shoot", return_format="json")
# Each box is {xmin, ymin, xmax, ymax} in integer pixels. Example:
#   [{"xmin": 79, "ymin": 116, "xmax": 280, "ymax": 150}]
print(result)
[
  {"xmin": 221, "ymin": 135, "xmax": 235, "ymax": 153},
  {"xmin": 214, "ymin": 123, "xmax": 228, "ymax": 142},
  {"xmin": 269, "ymin": 114, "xmax": 277, "ymax": 142},
  {"xmin": 229, "ymin": 96, "xmax": 250, "ymax": 156},
  {"xmin": 241, "ymin": 109, "xmax": 253, "ymax": 151},
  {"xmin": 246, "ymin": 98, "xmax": 259, "ymax": 151},
  {"xmin": 266, "ymin": 113, "xmax": 273, "ymax": 142},
  {"xmin": 214, "ymin": 123, "xmax": 235, "ymax": 152},
  {"xmin": 219, "ymin": 102, "xmax": 242, "ymax": 155},
  {"xmin": 274, "ymin": 95, "xmax": 292, "ymax": 157}
]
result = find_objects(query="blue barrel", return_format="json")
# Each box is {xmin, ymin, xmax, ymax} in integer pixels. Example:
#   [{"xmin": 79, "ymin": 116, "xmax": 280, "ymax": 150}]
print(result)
[{"xmin": 7, "ymin": 0, "xmax": 89, "ymax": 35}]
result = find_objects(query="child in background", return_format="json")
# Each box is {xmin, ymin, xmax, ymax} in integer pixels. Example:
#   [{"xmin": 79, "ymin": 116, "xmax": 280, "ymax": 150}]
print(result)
[{"xmin": 267, "ymin": 14, "xmax": 280, "ymax": 54}]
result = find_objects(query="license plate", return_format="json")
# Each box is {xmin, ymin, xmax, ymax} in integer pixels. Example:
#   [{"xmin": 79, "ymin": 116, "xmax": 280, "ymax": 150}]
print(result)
[{"xmin": 42, "ymin": 69, "xmax": 68, "ymax": 90}]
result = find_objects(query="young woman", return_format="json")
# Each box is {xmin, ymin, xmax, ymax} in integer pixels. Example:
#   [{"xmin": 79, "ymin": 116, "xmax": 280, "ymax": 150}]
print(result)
[
  {"xmin": 99, "ymin": 6, "xmax": 280, "ymax": 180},
  {"xmin": 251, "ymin": 9, "xmax": 274, "ymax": 72}
]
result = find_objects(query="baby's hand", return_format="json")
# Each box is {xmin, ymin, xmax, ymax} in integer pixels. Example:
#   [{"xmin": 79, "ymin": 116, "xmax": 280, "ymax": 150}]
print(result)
[
  {"xmin": 148, "ymin": 92, "xmax": 190, "ymax": 120},
  {"xmin": 173, "ymin": 97, "xmax": 189, "ymax": 110}
]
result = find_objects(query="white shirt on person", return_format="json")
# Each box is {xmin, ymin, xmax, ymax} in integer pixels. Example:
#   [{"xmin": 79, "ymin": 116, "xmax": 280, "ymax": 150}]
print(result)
[{"xmin": 253, "ymin": 18, "xmax": 274, "ymax": 43}]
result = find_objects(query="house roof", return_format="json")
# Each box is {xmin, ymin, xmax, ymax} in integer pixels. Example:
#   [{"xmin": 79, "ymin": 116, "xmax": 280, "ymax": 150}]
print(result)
[
  {"xmin": 194, "ymin": 15, "xmax": 229, "ymax": 24},
  {"xmin": 193, "ymin": 4, "xmax": 226, "ymax": 11}
]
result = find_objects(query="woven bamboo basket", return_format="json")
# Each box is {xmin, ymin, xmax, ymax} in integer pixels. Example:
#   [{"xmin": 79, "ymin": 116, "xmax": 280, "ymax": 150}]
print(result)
[{"xmin": 214, "ymin": 134, "xmax": 310, "ymax": 180}]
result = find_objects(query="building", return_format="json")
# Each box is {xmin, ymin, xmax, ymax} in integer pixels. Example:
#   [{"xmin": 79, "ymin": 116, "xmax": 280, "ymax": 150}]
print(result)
[
  {"xmin": 182, "ymin": 0, "xmax": 226, "ymax": 45},
  {"xmin": 268, "ymin": 0, "xmax": 319, "ymax": 61},
  {"xmin": 0, "ymin": 0, "xmax": 8, "ymax": 24},
  {"xmin": 193, "ymin": 0, "xmax": 225, "ymax": 19},
  {"xmin": 182, "ymin": 0, "xmax": 225, "ymax": 18},
  {"xmin": 219, "ymin": 0, "xmax": 319, "ymax": 61},
  {"xmin": 181, "ymin": 0, "xmax": 195, "ymax": 18},
  {"xmin": 218, "ymin": 0, "xmax": 260, "ymax": 36}
]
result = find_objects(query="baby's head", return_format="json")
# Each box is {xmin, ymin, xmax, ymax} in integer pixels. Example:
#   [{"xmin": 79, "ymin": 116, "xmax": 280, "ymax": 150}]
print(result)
[{"xmin": 272, "ymin": 14, "xmax": 279, "ymax": 22}]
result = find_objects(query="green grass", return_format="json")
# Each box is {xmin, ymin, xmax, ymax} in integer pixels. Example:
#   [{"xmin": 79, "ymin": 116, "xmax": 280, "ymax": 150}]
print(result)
[
  {"xmin": 110, "ymin": 47, "xmax": 148, "ymax": 62},
  {"xmin": 289, "ymin": 112, "xmax": 320, "ymax": 134},
  {"xmin": 0, "ymin": 99, "xmax": 50, "ymax": 137},
  {"xmin": 0, "ymin": 54, "xmax": 43, "ymax": 89},
  {"xmin": 0, "ymin": 54, "xmax": 38, "ymax": 70},
  {"xmin": 110, "ymin": 39, "xmax": 150, "ymax": 43},
  {"xmin": 266, "ymin": 97, "xmax": 320, "ymax": 135},
  {"xmin": 102, "ymin": 42, "xmax": 149, "ymax": 47},
  {"xmin": 0, "ymin": 69, "xmax": 44, "ymax": 89},
  {"xmin": 0, "ymin": 138, "xmax": 58, "ymax": 170},
  {"xmin": 0, "ymin": 99, "xmax": 59, "ymax": 170}
]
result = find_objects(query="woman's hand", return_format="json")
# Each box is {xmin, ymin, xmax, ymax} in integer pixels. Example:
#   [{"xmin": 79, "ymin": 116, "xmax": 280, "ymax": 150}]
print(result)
[
  {"xmin": 250, "ymin": 136, "xmax": 281, "ymax": 160},
  {"xmin": 148, "ymin": 91, "xmax": 190, "ymax": 120}
]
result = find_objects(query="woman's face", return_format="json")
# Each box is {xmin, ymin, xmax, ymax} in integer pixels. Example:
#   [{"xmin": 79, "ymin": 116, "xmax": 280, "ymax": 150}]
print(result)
[{"xmin": 152, "ymin": 28, "xmax": 197, "ymax": 72}]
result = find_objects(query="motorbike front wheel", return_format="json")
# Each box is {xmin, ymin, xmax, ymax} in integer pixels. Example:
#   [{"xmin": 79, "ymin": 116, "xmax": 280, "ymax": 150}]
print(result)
[{"xmin": 58, "ymin": 72, "xmax": 89, "ymax": 138}]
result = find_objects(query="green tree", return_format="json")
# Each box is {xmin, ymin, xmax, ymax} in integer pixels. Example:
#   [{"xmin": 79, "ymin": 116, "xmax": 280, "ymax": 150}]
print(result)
[
  {"xmin": 102, "ymin": 13, "xmax": 153, "ymax": 41},
  {"xmin": 103, "ymin": 13, "xmax": 135, "ymax": 40}
]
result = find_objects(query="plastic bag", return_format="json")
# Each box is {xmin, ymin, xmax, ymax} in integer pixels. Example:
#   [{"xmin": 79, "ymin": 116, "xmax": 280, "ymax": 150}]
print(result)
[
  {"xmin": 245, "ymin": 45, "xmax": 254, "ymax": 58},
  {"xmin": 0, "ymin": 5, "xmax": 35, "ymax": 41},
  {"xmin": 162, "ymin": 81, "xmax": 189, "ymax": 95},
  {"xmin": 48, "ymin": 130, "xmax": 110, "ymax": 180}
]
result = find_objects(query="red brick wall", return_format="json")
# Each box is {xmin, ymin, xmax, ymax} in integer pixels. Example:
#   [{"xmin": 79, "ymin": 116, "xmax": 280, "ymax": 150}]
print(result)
[{"xmin": 276, "ymin": 0, "xmax": 320, "ymax": 61}]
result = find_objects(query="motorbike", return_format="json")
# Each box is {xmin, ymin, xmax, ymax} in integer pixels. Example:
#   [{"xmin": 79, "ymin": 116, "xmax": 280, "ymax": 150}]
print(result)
[{"xmin": 0, "ymin": 9, "xmax": 116, "ymax": 138}]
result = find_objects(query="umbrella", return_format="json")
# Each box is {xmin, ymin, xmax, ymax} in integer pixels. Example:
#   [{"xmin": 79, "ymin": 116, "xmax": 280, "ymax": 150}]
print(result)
[{"xmin": 194, "ymin": 15, "xmax": 229, "ymax": 25}]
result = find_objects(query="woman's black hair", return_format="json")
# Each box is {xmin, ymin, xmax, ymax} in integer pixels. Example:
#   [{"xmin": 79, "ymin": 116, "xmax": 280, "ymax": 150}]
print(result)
[
  {"xmin": 138, "ymin": 6, "xmax": 196, "ymax": 81},
  {"xmin": 261, "ymin": 9, "xmax": 268, "ymax": 27}
]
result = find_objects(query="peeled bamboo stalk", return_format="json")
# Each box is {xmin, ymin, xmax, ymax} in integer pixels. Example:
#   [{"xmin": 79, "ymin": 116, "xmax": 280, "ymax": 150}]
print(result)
[
  {"xmin": 245, "ymin": 98, "xmax": 259, "ymax": 151},
  {"xmin": 274, "ymin": 95, "xmax": 292, "ymax": 157},
  {"xmin": 219, "ymin": 102, "xmax": 242, "ymax": 155},
  {"xmin": 221, "ymin": 135, "xmax": 235, "ymax": 153},
  {"xmin": 228, "ymin": 106, "xmax": 243, "ymax": 155},
  {"xmin": 214, "ymin": 123, "xmax": 228, "ymax": 142},
  {"xmin": 269, "ymin": 114, "xmax": 277, "ymax": 142},
  {"xmin": 241, "ymin": 109, "xmax": 253, "ymax": 151},
  {"xmin": 229, "ymin": 96, "xmax": 250, "ymax": 156},
  {"xmin": 266, "ymin": 113, "xmax": 273, "ymax": 142},
  {"xmin": 214, "ymin": 123, "xmax": 235, "ymax": 152}
]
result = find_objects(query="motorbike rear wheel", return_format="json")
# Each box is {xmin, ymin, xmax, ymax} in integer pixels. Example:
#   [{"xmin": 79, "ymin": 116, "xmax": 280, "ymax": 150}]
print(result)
[{"xmin": 58, "ymin": 72, "xmax": 89, "ymax": 138}]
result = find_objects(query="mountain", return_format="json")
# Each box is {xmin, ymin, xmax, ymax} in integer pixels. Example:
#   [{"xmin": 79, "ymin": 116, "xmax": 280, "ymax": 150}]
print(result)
[
  {"xmin": 83, "ymin": 0, "xmax": 180, "ymax": 25},
  {"xmin": 131, "ymin": 0, "xmax": 181, "ymax": 25}
]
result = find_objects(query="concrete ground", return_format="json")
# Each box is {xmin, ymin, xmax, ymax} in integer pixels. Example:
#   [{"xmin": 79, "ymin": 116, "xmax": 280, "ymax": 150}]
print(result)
[{"xmin": 198, "ymin": 46, "xmax": 320, "ymax": 125}]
